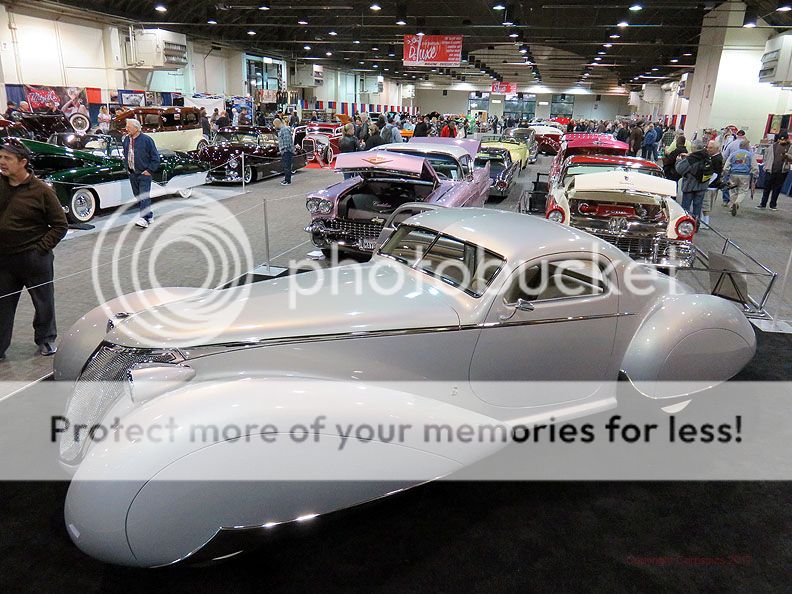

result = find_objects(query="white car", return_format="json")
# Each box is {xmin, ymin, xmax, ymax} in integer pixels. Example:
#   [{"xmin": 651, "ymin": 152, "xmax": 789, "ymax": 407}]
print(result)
[
  {"xmin": 546, "ymin": 170, "xmax": 697, "ymax": 269},
  {"xmin": 54, "ymin": 208, "xmax": 753, "ymax": 566}
]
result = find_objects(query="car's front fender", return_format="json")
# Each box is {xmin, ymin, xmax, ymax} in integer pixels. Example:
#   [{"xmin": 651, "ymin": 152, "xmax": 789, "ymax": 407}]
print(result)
[{"xmin": 65, "ymin": 379, "xmax": 504, "ymax": 566}]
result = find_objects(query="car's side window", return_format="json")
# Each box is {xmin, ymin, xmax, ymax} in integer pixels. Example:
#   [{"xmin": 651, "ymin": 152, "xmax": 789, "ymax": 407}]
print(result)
[
  {"xmin": 504, "ymin": 258, "xmax": 608, "ymax": 305},
  {"xmin": 459, "ymin": 154, "xmax": 474, "ymax": 178}
]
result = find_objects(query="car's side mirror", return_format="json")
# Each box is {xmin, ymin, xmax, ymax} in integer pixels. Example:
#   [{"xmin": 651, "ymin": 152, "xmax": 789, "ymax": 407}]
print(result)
[{"xmin": 516, "ymin": 298, "xmax": 535, "ymax": 311}]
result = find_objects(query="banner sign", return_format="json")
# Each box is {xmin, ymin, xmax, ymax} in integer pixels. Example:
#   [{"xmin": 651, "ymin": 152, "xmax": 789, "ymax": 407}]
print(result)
[
  {"xmin": 403, "ymin": 35, "xmax": 463, "ymax": 67},
  {"xmin": 491, "ymin": 82, "xmax": 517, "ymax": 94}
]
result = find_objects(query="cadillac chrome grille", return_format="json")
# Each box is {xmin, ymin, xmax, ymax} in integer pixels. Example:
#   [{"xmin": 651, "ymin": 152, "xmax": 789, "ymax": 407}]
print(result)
[
  {"xmin": 59, "ymin": 343, "xmax": 180, "ymax": 463},
  {"xmin": 324, "ymin": 219, "xmax": 384, "ymax": 240}
]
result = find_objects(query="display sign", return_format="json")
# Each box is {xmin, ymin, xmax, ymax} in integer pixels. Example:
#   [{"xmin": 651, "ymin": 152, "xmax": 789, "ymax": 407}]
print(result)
[
  {"xmin": 491, "ymin": 82, "xmax": 517, "ymax": 94},
  {"xmin": 403, "ymin": 35, "xmax": 463, "ymax": 67}
]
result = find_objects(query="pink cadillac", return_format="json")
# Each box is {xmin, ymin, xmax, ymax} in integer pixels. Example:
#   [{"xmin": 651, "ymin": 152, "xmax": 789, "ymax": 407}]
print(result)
[{"xmin": 305, "ymin": 139, "xmax": 489, "ymax": 256}]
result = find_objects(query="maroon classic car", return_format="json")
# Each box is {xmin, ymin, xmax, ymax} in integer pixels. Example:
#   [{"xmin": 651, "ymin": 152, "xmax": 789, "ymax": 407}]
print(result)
[
  {"xmin": 293, "ymin": 122, "xmax": 343, "ymax": 164},
  {"xmin": 305, "ymin": 142, "xmax": 489, "ymax": 257},
  {"xmin": 192, "ymin": 126, "xmax": 307, "ymax": 183}
]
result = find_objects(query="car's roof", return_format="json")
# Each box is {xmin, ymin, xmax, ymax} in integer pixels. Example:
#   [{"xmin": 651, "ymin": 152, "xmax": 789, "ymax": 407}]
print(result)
[
  {"xmin": 217, "ymin": 125, "xmax": 274, "ymax": 134},
  {"xmin": 404, "ymin": 208, "xmax": 625, "ymax": 263},
  {"xmin": 565, "ymin": 154, "xmax": 662, "ymax": 170},
  {"xmin": 379, "ymin": 142, "xmax": 469, "ymax": 160}
]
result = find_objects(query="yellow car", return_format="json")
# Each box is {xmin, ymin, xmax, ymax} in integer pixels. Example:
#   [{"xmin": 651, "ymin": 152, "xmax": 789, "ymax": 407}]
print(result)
[{"xmin": 480, "ymin": 134, "xmax": 531, "ymax": 171}]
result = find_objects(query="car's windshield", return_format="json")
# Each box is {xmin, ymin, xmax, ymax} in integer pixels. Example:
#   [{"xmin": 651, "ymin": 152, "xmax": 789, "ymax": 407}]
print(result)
[
  {"xmin": 386, "ymin": 149, "xmax": 462, "ymax": 180},
  {"xmin": 216, "ymin": 132, "xmax": 259, "ymax": 145},
  {"xmin": 379, "ymin": 225, "xmax": 505, "ymax": 297},
  {"xmin": 563, "ymin": 164, "xmax": 663, "ymax": 184},
  {"xmin": 475, "ymin": 156, "xmax": 507, "ymax": 174}
]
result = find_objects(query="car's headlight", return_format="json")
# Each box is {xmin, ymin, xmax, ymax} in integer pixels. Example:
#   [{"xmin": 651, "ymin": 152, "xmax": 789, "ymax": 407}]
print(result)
[
  {"xmin": 675, "ymin": 218, "xmax": 696, "ymax": 239},
  {"xmin": 318, "ymin": 199, "xmax": 333, "ymax": 214},
  {"xmin": 306, "ymin": 198, "xmax": 320, "ymax": 213},
  {"xmin": 547, "ymin": 208, "xmax": 565, "ymax": 223},
  {"xmin": 227, "ymin": 157, "xmax": 239, "ymax": 169}
]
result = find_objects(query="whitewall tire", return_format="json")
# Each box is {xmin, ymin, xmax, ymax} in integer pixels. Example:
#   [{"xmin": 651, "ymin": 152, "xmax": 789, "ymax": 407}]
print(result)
[{"xmin": 68, "ymin": 188, "xmax": 97, "ymax": 223}]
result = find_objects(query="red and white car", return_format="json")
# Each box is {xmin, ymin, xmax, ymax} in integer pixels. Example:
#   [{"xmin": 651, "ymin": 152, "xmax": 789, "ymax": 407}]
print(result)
[
  {"xmin": 293, "ymin": 122, "xmax": 344, "ymax": 164},
  {"xmin": 549, "ymin": 133, "xmax": 630, "ymax": 181},
  {"xmin": 528, "ymin": 124, "xmax": 563, "ymax": 155},
  {"xmin": 545, "ymin": 170, "xmax": 697, "ymax": 270}
]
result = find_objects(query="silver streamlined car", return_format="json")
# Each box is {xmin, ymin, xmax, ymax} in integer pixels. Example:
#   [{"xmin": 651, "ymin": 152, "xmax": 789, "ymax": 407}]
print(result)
[{"xmin": 53, "ymin": 209, "xmax": 755, "ymax": 567}]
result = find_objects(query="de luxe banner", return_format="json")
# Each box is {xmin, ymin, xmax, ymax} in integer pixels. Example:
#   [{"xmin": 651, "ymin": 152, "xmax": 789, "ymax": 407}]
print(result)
[{"xmin": 403, "ymin": 35, "xmax": 463, "ymax": 67}]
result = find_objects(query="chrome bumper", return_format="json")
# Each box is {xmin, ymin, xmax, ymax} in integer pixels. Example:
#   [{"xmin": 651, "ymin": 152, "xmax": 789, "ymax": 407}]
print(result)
[
  {"xmin": 584, "ymin": 230, "xmax": 696, "ymax": 268},
  {"xmin": 305, "ymin": 219, "xmax": 382, "ymax": 253}
]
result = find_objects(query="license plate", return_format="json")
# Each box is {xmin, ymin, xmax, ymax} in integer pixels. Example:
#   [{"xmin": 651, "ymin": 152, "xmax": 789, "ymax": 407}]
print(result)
[{"xmin": 358, "ymin": 238, "xmax": 376, "ymax": 251}]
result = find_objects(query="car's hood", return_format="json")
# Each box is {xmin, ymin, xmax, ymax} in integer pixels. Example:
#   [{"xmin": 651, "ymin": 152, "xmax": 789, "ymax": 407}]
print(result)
[{"xmin": 107, "ymin": 262, "xmax": 461, "ymax": 348}]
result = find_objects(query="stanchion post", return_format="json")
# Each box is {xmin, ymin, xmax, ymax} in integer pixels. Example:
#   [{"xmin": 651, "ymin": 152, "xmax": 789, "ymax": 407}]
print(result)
[
  {"xmin": 242, "ymin": 152, "xmax": 246, "ymax": 193},
  {"xmin": 773, "ymin": 246, "xmax": 792, "ymax": 326},
  {"xmin": 263, "ymin": 197, "xmax": 271, "ymax": 272}
]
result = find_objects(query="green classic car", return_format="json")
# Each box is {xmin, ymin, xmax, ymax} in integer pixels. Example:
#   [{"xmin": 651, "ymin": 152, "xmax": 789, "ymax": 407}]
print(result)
[
  {"xmin": 20, "ymin": 137, "xmax": 209, "ymax": 223},
  {"xmin": 479, "ymin": 134, "xmax": 533, "ymax": 171}
]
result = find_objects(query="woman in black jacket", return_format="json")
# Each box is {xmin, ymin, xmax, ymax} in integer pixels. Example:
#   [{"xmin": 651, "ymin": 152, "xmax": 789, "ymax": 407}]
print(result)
[{"xmin": 364, "ymin": 124, "xmax": 387, "ymax": 150}]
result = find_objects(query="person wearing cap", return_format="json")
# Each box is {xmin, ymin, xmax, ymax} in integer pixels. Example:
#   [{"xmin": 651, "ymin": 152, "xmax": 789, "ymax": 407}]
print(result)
[
  {"xmin": 122, "ymin": 118, "xmax": 160, "ymax": 228},
  {"xmin": 758, "ymin": 130, "xmax": 792, "ymax": 210},
  {"xmin": 0, "ymin": 139, "xmax": 68, "ymax": 360}
]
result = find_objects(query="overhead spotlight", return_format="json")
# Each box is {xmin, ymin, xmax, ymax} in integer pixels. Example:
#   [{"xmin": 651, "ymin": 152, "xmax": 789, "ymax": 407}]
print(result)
[
  {"xmin": 360, "ymin": 61, "xmax": 365, "ymax": 64},
  {"xmin": 372, "ymin": 46, "xmax": 379, "ymax": 51},
  {"xmin": 298, "ymin": 20, "xmax": 308, "ymax": 25},
  {"xmin": 651, "ymin": 67, "xmax": 659, "ymax": 71},
  {"xmin": 373, "ymin": 63, "xmax": 379, "ymax": 68},
  {"xmin": 247, "ymin": 30, "xmax": 256, "ymax": 35},
  {"xmin": 519, "ymin": 45, "xmax": 528, "ymax": 54},
  {"xmin": 594, "ymin": 56, "xmax": 602, "ymax": 61},
  {"xmin": 670, "ymin": 58, "xmax": 678, "ymax": 63},
  {"xmin": 384, "ymin": 67, "xmax": 389, "ymax": 71},
  {"xmin": 396, "ymin": 18, "xmax": 407, "ymax": 25},
  {"xmin": 416, "ymin": 17, "xmax": 426, "ymax": 35},
  {"xmin": 207, "ymin": 17, "xmax": 217, "ymax": 24},
  {"xmin": 304, "ymin": 44, "xmax": 311, "ymax": 50},
  {"xmin": 777, "ymin": 1, "xmax": 792, "ymax": 12},
  {"xmin": 388, "ymin": 46, "xmax": 396, "ymax": 56},
  {"xmin": 617, "ymin": 21, "xmax": 629, "ymax": 28},
  {"xmin": 509, "ymin": 32, "xmax": 519, "ymax": 38},
  {"xmin": 610, "ymin": 34, "xmax": 621, "ymax": 39},
  {"xmin": 258, "ymin": 1, "xmax": 270, "ymax": 10},
  {"xmin": 604, "ymin": 43, "xmax": 613, "ymax": 48},
  {"xmin": 326, "ymin": 51, "xmax": 333, "ymax": 56},
  {"xmin": 598, "ymin": 51, "xmax": 606, "ymax": 55},
  {"xmin": 329, "ymin": 30, "xmax": 338, "ymax": 36},
  {"xmin": 683, "ymin": 52, "xmax": 693, "ymax": 56},
  {"xmin": 370, "ymin": 3, "xmax": 381, "ymax": 10},
  {"xmin": 353, "ymin": 40, "xmax": 361, "ymax": 44},
  {"xmin": 743, "ymin": 8, "xmax": 757, "ymax": 27},
  {"xmin": 493, "ymin": 3, "xmax": 506, "ymax": 9},
  {"xmin": 154, "ymin": 3, "xmax": 167, "ymax": 12},
  {"xmin": 629, "ymin": 3, "xmax": 642, "ymax": 11}
]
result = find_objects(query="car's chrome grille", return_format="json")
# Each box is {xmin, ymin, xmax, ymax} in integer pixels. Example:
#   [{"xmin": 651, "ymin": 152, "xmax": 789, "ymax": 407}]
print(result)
[
  {"xmin": 59, "ymin": 343, "xmax": 179, "ymax": 463},
  {"xmin": 324, "ymin": 218, "xmax": 385, "ymax": 240},
  {"xmin": 596, "ymin": 233, "xmax": 695, "ymax": 266}
]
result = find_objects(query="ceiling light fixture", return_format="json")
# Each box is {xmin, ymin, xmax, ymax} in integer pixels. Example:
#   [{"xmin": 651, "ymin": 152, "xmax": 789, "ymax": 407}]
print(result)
[
  {"xmin": 370, "ymin": 3, "xmax": 382, "ymax": 10},
  {"xmin": 610, "ymin": 34, "xmax": 621, "ymax": 39},
  {"xmin": 777, "ymin": 2, "xmax": 792, "ymax": 12},
  {"xmin": 304, "ymin": 45, "xmax": 311, "ymax": 50},
  {"xmin": 154, "ymin": 4, "xmax": 167, "ymax": 12},
  {"xmin": 396, "ymin": 18, "xmax": 407, "ymax": 25},
  {"xmin": 329, "ymin": 30, "xmax": 337, "ymax": 36},
  {"xmin": 247, "ymin": 30, "xmax": 256, "ymax": 35},
  {"xmin": 509, "ymin": 32, "xmax": 519, "ymax": 38},
  {"xmin": 670, "ymin": 58, "xmax": 678, "ymax": 63},
  {"xmin": 493, "ymin": 2, "xmax": 506, "ymax": 9},
  {"xmin": 683, "ymin": 52, "xmax": 692, "ymax": 56},
  {"xmin": 372, "ymin": 46, "xmax": 379, "ymax": 50},
  {"xmin": 598, "ymin": 51, "xmax": 606, "ymax": 55},
  {"xmin": 743, "ymin": 8, "xmax": 758, "ymax": 27},
  {"xmin": 298, "ymin": 19, "xmax": 308, "ymax": 25},
  {"xmin": 258, "ymin": 1, "xmax": 270, "ymax": 10},
  {"xmin": 604, "ymin": 43, "xmax": 613, "ymax": 48},
  {"xmin": 207, "ymin": 17, "xmax": 217, "ymax": 24},
  {"xmin": 353, "ymin": 40, "xmax": 360, "ymax": 44},
  {"xmin": 629, "ymin": 3, "xmax": 642, "ymax": 11},
  {"xmin": 594, "ymin": 56, "xmax": 602, "ymax": 61},
  {"xmin": 617, "ymin": 21, "xmax": 629, "ymax": 28},
  {"xmin": 651, "ymin": 67, "xmax": 659, "ymax": 71},
  {"xmin": 326, "ymin": 51, "xmax": 333, "ymax": 56}
]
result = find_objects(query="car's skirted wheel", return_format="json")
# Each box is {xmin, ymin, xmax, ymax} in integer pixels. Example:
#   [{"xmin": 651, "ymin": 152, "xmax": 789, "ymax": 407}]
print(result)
[
  {"xmin": 243, "ymin": 165, "xmax": 256, "ymax": 184},
  {"xmin": 69, "ymin": 188, "xmax": 97, "ymax": 223},
  {"xmin": 196, "ymin": 139, "xmax": 209, "ymax": 151},
  {"xmin": 178, "ymin": 188, "xmax": 193, "ymax": 198},
  {"xmin": 69, "ymin": 113, "xmax": 90, "ymax": 133}
]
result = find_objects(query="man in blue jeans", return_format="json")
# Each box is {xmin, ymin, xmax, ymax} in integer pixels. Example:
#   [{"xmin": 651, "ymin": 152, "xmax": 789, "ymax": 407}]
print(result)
[
  {"xmin": 122, "ymin": 118, "xmax": 160, "ymax": 228},
  {"xmin": 274, "ymin": 118, "xmax": 294, "ymax": 186}
]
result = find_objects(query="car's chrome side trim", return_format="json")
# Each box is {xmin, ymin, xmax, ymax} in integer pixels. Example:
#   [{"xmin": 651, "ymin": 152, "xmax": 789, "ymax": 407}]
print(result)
[{"xmin": 181, "ymin": 312, "xmax": 635, "ymax": 359}]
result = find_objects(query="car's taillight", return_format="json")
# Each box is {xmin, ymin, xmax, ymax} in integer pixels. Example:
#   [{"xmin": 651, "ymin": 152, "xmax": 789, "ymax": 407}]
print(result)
[
  {"xmin": 547, "ymin": 207, "xmax": 565, "ymax": 224},
  {"xmin": 675, "ymin": 216, "xmax": 696, "ymax": 240}
]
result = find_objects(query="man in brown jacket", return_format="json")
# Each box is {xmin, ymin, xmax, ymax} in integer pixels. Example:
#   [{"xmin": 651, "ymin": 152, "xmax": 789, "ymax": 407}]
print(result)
[
  {"xmin": 0, "ymin": 139, "xmax": 68, "ymax": 359},
  {"xmin": 628, "ymin": 123, "xmax": 644, "ymax": 157}
]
